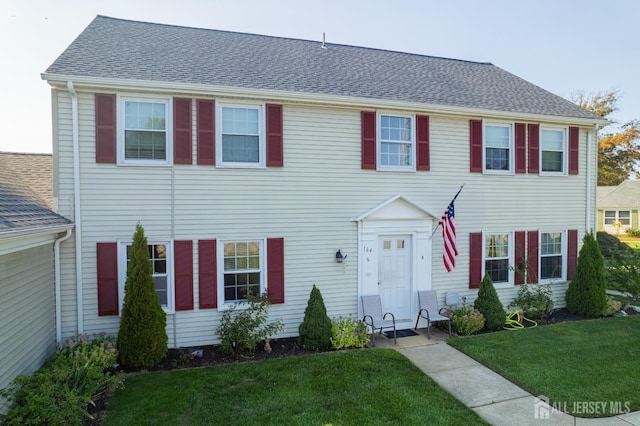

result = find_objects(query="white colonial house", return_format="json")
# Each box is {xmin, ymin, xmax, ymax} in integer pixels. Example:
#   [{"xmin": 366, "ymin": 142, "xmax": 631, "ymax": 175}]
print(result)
[{"xmin": 42, "ymin": 16, "xmax": 606, "ymax": 347}]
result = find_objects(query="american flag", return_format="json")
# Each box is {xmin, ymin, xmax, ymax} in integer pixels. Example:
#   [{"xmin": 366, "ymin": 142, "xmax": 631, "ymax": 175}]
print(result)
[{"xmin": 440, "ymin": 187, "xmax": 463, "ymax": 272}]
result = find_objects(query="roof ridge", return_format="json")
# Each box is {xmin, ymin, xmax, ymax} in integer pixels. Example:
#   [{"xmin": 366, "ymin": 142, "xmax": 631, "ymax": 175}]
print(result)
[{"xmin": 93, "ymin": 15, "xmax": 494, "ymax": 66}]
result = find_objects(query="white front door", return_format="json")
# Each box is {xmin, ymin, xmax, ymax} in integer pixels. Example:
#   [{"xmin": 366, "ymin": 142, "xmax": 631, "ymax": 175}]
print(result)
[{"xmin": 378, "ymin": 235, "xmax": 412, "ymax": 321}]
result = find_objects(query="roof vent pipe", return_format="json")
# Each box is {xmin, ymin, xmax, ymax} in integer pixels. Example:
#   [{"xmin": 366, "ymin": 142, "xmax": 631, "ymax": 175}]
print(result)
[{"xmin": 321, "ymin": 32, "xmax": 327, "ymax": 49}]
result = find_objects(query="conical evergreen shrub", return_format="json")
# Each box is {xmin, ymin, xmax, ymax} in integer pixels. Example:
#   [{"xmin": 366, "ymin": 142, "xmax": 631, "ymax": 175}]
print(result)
[
  {"xmin": 298, "ymin": 284, "xmax": 332, "ymax": 350},
  {"xmin": 117, "ymin": 223, "xmax": 168, "ymax": 368},
  {"xmin": 565, "ymin": 231, "xmax": 607, "ymax": 317},
  {"xmin": 474, "ymin": 274, "xmax": 506, "ymax": 330}
]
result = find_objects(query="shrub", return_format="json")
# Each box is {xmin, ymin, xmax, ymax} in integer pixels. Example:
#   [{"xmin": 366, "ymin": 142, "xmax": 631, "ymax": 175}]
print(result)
[
  {"xmin": 449, "ymin": 306, "xmax": 485, "ymax": 336},
  {"xmin": 117, "ymin": 223, "xmax": 168, "ymax": 369},
  {"xmin": 626, "ymin": 228, "xmax": 640, "ymax": 238},
  {"xmin": 508, "ymin": 284, "xmax": 554, "ymax": 319},
  {"xmin": 216, "ymin": 293, "xmax": 284, "ymax": 356},
  {"xmin": 0, "ymin": 334, "xmax": 119, "ymax": 425},
  {"xmin": 474, "ymin": 274, "xmax": 507, "ymax": 330},
  {"xmin": 566, "ymin": 232, "xmax": 607, "ymax": 317},
  {"xmin": 298, "ymin": 285, "xmax": 333, "ymax": 350},
  {"xmin": 330, "ymin": 316, "xmax": 369, "ymax": 349},
  {"xmin": 597, "ymin": 231, "xmax": 632, "ymax": 258},
  {"xmin": 604, "ymin": 295, "xmax": 623, "ymax": 316}
]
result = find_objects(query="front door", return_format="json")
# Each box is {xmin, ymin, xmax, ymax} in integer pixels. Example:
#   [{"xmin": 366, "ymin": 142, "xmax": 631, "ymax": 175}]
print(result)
[{"xmin": 378, "ymin": 235, "xmax": 412, "ymax": 321}]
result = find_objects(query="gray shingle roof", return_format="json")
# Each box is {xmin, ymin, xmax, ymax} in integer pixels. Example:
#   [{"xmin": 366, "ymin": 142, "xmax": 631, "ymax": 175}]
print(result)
[
  {"xmin": 45, "ymin": 16, "xmax": 599, "ymax": 121},
  {"xmin": 0, "ymin": 153, "xmax": 71, "ymax": 233},
  {"xmin": 597, "ymin": 181, "xmax": 640, "ymax": 208}
]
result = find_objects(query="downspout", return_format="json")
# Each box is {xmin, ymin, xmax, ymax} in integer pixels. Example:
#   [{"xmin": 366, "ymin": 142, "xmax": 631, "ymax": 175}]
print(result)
[
  {"xmin": 586, "ymin": 125, "xmax": 599, "ymax": 233},
  {"xmin": 67, "ymin": 80, "xmax": 84, "ymax": 334},
  {"xmin": 54, "ymin": 228, "xmax": 73, "ymax": 343}
]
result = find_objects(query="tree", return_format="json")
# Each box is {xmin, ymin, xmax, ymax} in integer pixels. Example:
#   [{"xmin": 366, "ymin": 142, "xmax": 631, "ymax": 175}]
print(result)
[
  {"xmin": 573, "ymin": 91, "xmax": 640, "ymax": 185},
  {"xmin": 117, "ymin": 223, "xmax": 168, "ymax": 369},
  {"xmin": 565, "ymin": 232, "xmax": 607, "ymax": 317},
  {"xmin": 298, "ymin": 284, "xmax": 333, "ymax": 350},
  {"xmin": 473, "ymin": 274, "xmax": 506, "ymax": 331}
]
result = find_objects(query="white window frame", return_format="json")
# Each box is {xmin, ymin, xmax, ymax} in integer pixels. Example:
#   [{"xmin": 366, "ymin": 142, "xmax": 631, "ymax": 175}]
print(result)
[
  {"xmin": 117, "ymin": 95, "xmax": 173, "ymax": 166},
  {"xmin": 539, "ymin": 126, "xmax": 568, "ymax": 175},
  {"xmin": 216, "ymin": 102, "xmax": 265, "ymax": 168},
  {"xmin": 217, "ymin": 238, "xmax": 266, "ymax": 309},
  {"xmin": 538, "ymin": 230, "xmax": 567, "ymax": 283},
  {"xmin": 482, "ymin": 231, "xmax": 514, "ymax": 288},
  {"xmin": 117, "ymin": 240, "xmax": 174, "ymax": 314},
  {"xmin": 483, "ymin": 122, "xmax": 514, "ymax": 174},
  {"xmin": 377, "ymin": 113, "xmax": 416, "ymax": 172},
  {"xmin": 604, "ymin": 210, "xmax": 632, "ymax": 226}
]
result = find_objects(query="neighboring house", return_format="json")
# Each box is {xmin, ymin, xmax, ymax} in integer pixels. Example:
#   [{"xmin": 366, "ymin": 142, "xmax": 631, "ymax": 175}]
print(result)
[
  {"xmin": 597, "ymin": 181, "xmax": 640, "ymax": 234},
  {"xmin": 42, "ymin": 15, "xmax": 606, "ymax": 348},
  {"xmin": 0, "ymin": 152, "xmax": 73, "ymax": 397}
]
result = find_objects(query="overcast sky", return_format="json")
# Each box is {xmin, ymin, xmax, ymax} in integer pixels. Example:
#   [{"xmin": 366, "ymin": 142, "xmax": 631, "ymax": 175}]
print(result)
[{"xmin": 2, "ymin": 0, "xmax": 638, "ymax": 153}]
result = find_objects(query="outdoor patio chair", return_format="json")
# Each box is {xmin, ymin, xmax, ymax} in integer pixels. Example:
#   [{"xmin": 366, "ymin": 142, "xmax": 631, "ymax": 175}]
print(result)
[
  {"xmin": 361, "ymin": 295, "xmax": 396, "ymax": 346},
  {"xmin": 414, "ymin": 290, "xmax": 452, "ymax": 339}
]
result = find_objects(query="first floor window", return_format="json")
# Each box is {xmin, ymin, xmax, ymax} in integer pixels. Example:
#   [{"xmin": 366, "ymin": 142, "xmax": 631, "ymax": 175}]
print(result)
[
  {"xmin": 222, "ymin": 240, "xmax": 263, "ymax": 302},
  {"xmin": 122, "ymin": 98, "xmax": 169, "ymax": 162},
  {"xmin": 484, "ymin": 232, "xmax": 511, "ymax": 284},
  {"xmin": 485, "ymin": 124, "xmax": 512, "ymax": 172},
  {"xmin": 541, "ymin": 127, "xmax": 566, "ymax": 173},
  {"xmin": 540, "ymin": 232, "xmax": 563, "ymax": 280},
  {"xmin": 218, "ymin": 104, "xmax": 262, "ymax": 166},
  {"xmin": 120, "ymin": 241, "xmax": 173, "ymax": 311},
  {"xmin": 604, "ymin": 210, "xmax": 631, "ymax": 226},
  {"xmin": 379, "ymin": 114, "xmax": 414, "ymax": 169}
]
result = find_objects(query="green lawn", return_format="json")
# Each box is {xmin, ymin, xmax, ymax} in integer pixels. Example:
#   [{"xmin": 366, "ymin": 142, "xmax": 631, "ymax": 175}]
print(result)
[
  {"xmin": 448, "ymin": 316, "xmax": 640, "ymax": 417},
  {"xmin": 618, "ymin": 235, "xmax": 640, "ymax": 250},
  {"xmin": 103, "ymin": 349, "xmax": 487, "ymax": 425}
]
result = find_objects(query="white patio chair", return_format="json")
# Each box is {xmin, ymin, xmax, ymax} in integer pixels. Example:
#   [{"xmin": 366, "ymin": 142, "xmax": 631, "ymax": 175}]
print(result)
[
  {"xmin": 361, "ymin": 295, "xmax": 396, "ymax": 346},
  {"xmin": 414, "ymin": 290, "xmax": 452, "ymax": 339}
]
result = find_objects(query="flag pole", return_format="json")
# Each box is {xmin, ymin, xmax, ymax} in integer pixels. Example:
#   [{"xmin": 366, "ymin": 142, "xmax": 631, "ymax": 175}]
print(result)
[{"xmin": 430, "ymin": 183, "xmax": 465, "ymax": 238}]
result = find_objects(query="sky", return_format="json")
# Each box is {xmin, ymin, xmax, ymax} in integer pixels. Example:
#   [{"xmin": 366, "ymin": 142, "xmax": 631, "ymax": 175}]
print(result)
[{"xmin": 2, "ymin": 0, "xmax": 639, "ymax": 154}]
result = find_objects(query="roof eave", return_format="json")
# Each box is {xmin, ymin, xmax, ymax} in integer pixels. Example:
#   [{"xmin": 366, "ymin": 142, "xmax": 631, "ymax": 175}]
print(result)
[{"xmin": 42, "ymin": 73, "xmax": 609, "ymax": 127}]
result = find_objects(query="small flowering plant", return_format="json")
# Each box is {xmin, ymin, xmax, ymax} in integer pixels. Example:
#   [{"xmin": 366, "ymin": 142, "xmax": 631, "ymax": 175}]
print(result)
[
  {"xmin": 58, "ymin": 332, "xmax": 118, "ymax": 371},
  {"xmin": 330, "ymin": 316, "xmax": 369, "ymax": 349},
  {"xmin": 448, "ymin": 306, "xmax": 485, "ymax": 336}
]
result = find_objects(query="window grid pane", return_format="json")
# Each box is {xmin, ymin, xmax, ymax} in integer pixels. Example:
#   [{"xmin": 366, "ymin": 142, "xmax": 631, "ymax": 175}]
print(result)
[
  {"xmin": 223, "ymin": 241, "xmax": 261, "ymax": 302},
  {"xmin": 541, "ymin": 129, "xmax": 565, "ymax": 172},
  {"xmin": 380, "ymin": 115, "xmax": 413, "ymax": 167},
  {"xmin": 221, "ymin": 107, "xmax": 260, "ymax": 163},
  {"xmin": 124, "ymin": 101, "xmax": 167, "ymax": 161},
  {"xmin": 485, "ymin": 233, "xmax": 509, "ymax": 283},
  {"xmin": 485, "ymin": 125, "xmax": 510, "ymax": 171}
]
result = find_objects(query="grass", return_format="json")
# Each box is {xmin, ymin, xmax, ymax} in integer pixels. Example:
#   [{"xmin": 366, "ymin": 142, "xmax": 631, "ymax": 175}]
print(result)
[
  {"xmin": 103, "ymin": 349, "xmax": 487, "ymax": 425},
  {"xmin": 618, "ymin": 235, "xmax": 640, "ymax": 250},
  {"xmin": 448, "ymin": 316, "xmax": 640, "ymax": 417}
]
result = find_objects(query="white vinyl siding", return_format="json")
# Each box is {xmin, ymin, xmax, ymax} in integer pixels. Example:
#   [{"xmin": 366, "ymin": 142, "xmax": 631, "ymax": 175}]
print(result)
[
  {"xmin": 54, "ymin": 90, "xmax": 593, "ymax": 346},
  {"xmin": 0, "ymin": 246, "xmax": 56, "ymax": 394}
]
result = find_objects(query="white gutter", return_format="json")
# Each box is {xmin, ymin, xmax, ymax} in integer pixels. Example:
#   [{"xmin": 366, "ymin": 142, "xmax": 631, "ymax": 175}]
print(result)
[
  {"xmin": 586, "ymin": 129, "xmax": 592, "ymax": 232},
  {"xmin": 44, "ymin": 74, "xmax": 609, "ymax": 128},
  {"xmin": 54, "ymin": 228, "xmax": 73, "ymax": 343},
  {"xmin": 67, "ymin": 80, "xmax": 84, "ymax": 334}
]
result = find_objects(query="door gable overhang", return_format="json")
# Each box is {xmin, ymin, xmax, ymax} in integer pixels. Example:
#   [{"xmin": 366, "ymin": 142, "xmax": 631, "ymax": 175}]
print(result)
[{"xmin": 352, "ymin": 194, "xmax": 437, "ymax": 222}]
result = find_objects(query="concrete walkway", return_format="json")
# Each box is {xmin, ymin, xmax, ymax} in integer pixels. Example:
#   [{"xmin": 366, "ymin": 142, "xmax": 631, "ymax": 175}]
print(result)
[{"xmin": 371, "ymin": 328, "xmax": 640, "ymax": 425}]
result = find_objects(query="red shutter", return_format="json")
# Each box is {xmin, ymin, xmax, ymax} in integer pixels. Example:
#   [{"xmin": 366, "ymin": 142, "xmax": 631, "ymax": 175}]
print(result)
[
  {"xmin": 267, "ymin": 238, "xmax": 285, "ymax": 304},
  {"xmin": 528, "ymin": 124, "xmax": 539, "ymax": 174},
  {"xmin": 361, "ymin": 111, "xmax": 376, "ymax": 169},
  {"xmin": 95, "ymin": 94, "xmax": 116, "ymax": 163},
  {"xmin": 527, "ymin": 231, "xmax": 539, "ymax": 284},
  {"xmin": 567, "ymin": 229, "xmax": 578, "ymax": 280},
  {"xmin": 174, "ymin": 98, "xmax": 192, "ymax": 164},
  {"xmin": 97, "ymin": 242, "xmax": 119, "ymax": 316},
  {"xmin": 416, "ymin": 115, "xmax": 430, "ymax": 171},
  {"xmin": 515, "ymin": 123, "xmax": 526, "ymax": 174},
  {"xmin": 569, "ymin": 127, "xmax": 579, "ymax": 175},
  {"xmin": 197, "ymin": 99, "xmax": 215, "ymax": 165},
  {"xmin": 515, "ymin": 231, "xmax": 525, "ymax": 285},
  {"xmin": 469, "ymin": 232, "xmax": 482, "ymax": 289},
  {"xmin": 469, "ymin": 120, "xmax": 483, "ymax": 173},
  {"xmin": 266, "ymin": 104, "xmax": 284, "ymax": 167},
  {"xmin": 174, "ymin": 240, "xmax": 194, "ymax": 311},
  {"xmin": 198, "ymin": 240, "xmax": 217, "ymax": 309}
]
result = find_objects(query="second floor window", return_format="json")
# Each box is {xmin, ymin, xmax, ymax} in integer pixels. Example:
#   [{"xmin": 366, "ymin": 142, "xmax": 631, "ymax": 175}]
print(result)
[
  {"xmin": 379, "ymin": 114, "xmax": 414, "ymax": 170},
  {"xmin": 541, "ymin": 128, "xmax": 567, "ymax": 174},
  {"xmin": 122, "ymin": 99, "xmax": 169, "ymax": 162},
  {"xmin": 484, "ymin": 124, "xmax": 512, "ymax": 172},
  {"xmin": 218, "ymin": 104, "xmax": 263, "ymax": 167}
]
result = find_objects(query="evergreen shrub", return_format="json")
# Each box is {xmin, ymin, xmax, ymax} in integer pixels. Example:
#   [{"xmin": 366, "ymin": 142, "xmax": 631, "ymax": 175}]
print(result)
[
  {"xmin": 116, "ymin": 223, "xmax": 168, "ymax": 369},
  {"xmin": 565, "ymin": 232, "xmax": 607, "ymax": 317},
  {"xmin": 298, "ymin": 284, "xmax": 333, "ymax": 350},
  {"xmin": 474, "ymin": 274, "xmax": 507, "ymax": 330}
]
